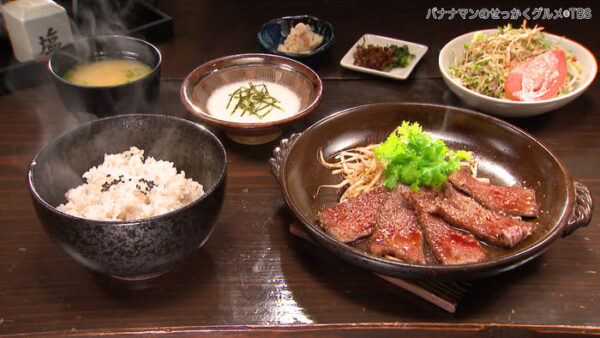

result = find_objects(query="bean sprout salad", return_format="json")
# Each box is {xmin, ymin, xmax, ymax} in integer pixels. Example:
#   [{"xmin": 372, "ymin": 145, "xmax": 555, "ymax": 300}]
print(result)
[{"xmin": 448, "ymin": 21, "xmax": 581, "ymax": 100}]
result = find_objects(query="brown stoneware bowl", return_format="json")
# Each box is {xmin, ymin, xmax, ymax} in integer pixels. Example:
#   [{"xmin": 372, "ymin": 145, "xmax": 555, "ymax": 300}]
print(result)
[
  {"xmin": 269, "ymin": 103, "xmax": 593, "ymax": 281},
  {"xmin": 28, "ymin": 114, "xmax": 227, "ymax": 280},
  {"xmin": 180, "ymin": 53, "xmax": 322, "ymax": 145}
]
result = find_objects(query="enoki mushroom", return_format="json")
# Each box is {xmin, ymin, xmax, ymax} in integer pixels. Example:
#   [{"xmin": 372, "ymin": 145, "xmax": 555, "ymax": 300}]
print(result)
[
  {"xmin": 318, "ymin": 145, "xmax": 385, "ymax": 202},
  {"xmin": 318, "ymin": 145, "xmax": 479, "ymax": 203}
]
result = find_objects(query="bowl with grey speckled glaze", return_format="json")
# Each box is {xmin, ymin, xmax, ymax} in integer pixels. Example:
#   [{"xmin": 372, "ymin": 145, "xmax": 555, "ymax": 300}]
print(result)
[{"xmin": 27, "ymin": 114, "xmax": 227, "ymax": 279}]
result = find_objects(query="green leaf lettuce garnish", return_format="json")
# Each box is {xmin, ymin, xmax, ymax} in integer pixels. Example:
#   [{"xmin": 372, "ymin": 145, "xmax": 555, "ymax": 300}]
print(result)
[{"xmin": 374, "ymin": 121, "xmax": 471, "ymax": 191}]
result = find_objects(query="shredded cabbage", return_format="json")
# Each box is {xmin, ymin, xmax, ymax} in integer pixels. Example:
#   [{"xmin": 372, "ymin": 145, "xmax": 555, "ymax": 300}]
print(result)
[{"xmin": 448, "ymin": 22, "xmax": 580, "ymax": 99}]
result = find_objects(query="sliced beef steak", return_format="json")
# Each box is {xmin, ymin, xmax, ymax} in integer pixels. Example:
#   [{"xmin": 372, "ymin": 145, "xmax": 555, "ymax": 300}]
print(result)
[
  {"xmin": 418, "ymin": 213, "xmax": 487, "ymax": 265},
  {"xmin": 435, "ymin": 183, "xmax": 537, "ymax": 248},
  {"xmin": 368, "ymin": 187, "xmax": 426, "ymax": 264},
  {"xmin": 403, "ymin": 187, "xmax": 487, "ymax": 265},
  {"xmin": 448, "ymin": 169, "xmax": 539, "ymax": 217},
  {"xmin": 317, "ymin": 186, "xmax": 389, "ymax": 243}
]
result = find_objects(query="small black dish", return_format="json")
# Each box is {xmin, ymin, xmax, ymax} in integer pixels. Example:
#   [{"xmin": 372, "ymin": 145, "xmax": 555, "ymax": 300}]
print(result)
[
  {"xmin": 257, "ymin": 15, "xmax": 334, "ymax": 66},
  {"xmin": 48, "ymin": 35, "xmax": 161, "ymax": 119}
]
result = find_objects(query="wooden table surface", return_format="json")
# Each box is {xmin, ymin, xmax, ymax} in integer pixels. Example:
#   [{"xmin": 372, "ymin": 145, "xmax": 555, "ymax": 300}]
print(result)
[{"xmin": 1, "ymin": 0, "xmax": 599, "ymax": 336}]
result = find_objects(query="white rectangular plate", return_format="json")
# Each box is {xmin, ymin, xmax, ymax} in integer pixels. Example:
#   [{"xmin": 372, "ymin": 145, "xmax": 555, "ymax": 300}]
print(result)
[{"xmin": 340, "ymin": 33, "xmax": 428, "ymax": 80}]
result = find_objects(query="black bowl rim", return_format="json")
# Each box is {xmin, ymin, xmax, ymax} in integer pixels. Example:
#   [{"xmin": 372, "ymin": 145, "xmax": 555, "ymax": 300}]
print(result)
[
  {"xmin": 48, "ymin": 34, "xmax": 162, "ymax": 89},
  {"xmin": 180, "ymin": 53, "xmax": 323, "ymax": 130},
  {"xmin": 279, "ymin": 102, "xmax": 576, "ymax": 280},
  {"xmin": 28, "ymin": 114, "xmax": 228, "ymax": 225},
  {"xmin": 257, "ymin": 14, "xmax": 335, "ymax": 59}
]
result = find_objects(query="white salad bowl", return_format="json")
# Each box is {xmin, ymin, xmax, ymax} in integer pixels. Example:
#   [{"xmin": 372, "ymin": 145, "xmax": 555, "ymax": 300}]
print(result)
[{"xmin": 439, "ymin": 29, "xmax": 598, "ymax": 117}]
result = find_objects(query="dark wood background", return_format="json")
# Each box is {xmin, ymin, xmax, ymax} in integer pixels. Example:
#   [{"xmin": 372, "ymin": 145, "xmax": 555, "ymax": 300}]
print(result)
[{"xmin": 1, "ymin": 0, "xmax": 599, "ymax": 336}]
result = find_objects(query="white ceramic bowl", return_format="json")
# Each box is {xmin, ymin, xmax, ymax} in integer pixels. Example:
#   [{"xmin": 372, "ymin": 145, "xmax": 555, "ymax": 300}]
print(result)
[
  {"xmin": 439, "ymin": 29, "xmax": 598, "ymax": 117},
  {"xmin": 180, "ymin": 53, "xmax": 323, "ymax": 145}
]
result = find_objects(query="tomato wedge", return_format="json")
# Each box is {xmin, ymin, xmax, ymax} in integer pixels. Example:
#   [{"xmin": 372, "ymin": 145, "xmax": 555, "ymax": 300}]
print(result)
[{"xmin": 505, "ymin": 49, "xmax": 567, "ymax": 101}]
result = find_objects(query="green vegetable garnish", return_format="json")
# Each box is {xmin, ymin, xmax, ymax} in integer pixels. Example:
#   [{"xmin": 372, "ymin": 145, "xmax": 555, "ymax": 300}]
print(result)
[
  {"xmin": 470, "ymin": 58, "xmax": 490, "ymax": 70},
  {"xmin": 374, "ymin": 121, "xmax": 471, "ymax": 191},
  {"xmin": 125, "ymin": 68, "xmax": 146, "ymax": 78},
  {"xmin": 541, "ymin": 36, "xmax": 552, "ymax": 50},
  {"xmin": 226, "ymin": 82, "xmax": 283, "ymax": 119},
  {"xmin": 469, "ymin": 52, "xmax": 484, "ymax": 62},
  {"xmin": 62, "ymin": 68, "xmax": 75, "ymax": 81},
  {"xmin": 385, "ymin": 44, "xmax": 416, "ymax": 70}
]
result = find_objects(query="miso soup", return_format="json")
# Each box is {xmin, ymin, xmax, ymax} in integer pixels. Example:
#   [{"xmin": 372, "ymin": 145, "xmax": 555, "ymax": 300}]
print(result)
[{"xmin": 63, "ymin": 58, "xmax": 152, "ymax": 86}]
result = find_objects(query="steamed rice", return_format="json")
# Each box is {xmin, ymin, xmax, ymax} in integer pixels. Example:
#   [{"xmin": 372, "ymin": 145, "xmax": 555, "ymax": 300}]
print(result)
[{"xmin": 57, "ymin": 146, "xmax": 204, "ymax": 221}]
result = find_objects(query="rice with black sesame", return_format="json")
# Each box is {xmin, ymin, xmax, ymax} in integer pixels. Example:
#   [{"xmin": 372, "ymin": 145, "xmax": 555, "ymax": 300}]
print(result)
[{"xmin": 57, "ymin": 146, "xmax": 204, "ymax": 221}]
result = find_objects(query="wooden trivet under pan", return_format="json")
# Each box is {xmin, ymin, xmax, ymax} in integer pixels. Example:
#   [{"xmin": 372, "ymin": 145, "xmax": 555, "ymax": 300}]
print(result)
[{"xmin": 289, "ymin": 222, "xmax": 472, "ymax": 313}]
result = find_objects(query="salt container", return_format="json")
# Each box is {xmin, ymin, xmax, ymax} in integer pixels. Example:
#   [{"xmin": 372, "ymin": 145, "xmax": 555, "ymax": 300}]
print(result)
[{"xmin": 2, "ymin": 0, "xmax": 73, "ymax": 62}]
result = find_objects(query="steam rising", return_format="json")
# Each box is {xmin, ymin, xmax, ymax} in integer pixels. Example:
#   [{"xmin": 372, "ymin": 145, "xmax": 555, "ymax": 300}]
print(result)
[
  {"xmin": 3, "ymin": 0, "xmax": 162, "ymax": 157},
  {"xmin": 2, "ymin": 0, "xmax": 154, "ymax": 96},
  {"xmin": 68, "ymin": 1, "xmax": 133, "ymax": 37}
]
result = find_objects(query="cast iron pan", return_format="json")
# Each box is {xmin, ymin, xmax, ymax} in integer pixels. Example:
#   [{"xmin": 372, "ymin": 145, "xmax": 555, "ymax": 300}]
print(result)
[{"xmin": 270, "ymin": 103, "xmax": 592, "ymax": 281}]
